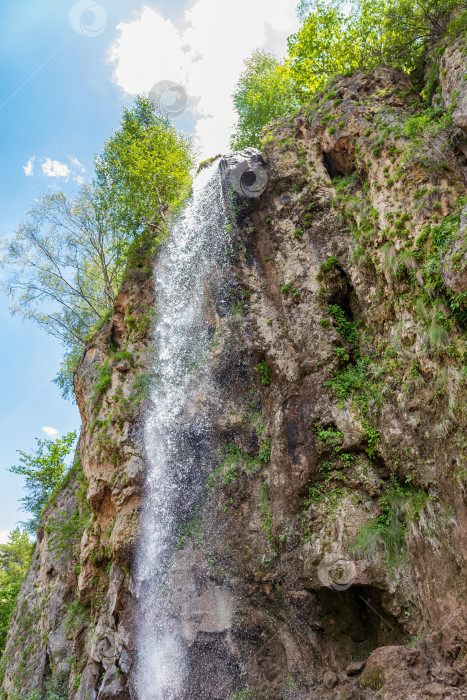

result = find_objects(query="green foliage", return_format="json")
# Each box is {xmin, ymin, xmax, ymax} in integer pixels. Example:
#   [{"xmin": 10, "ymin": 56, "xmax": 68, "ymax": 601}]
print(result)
[
  {"xmin": 23, "ymin": 671, "xmax": 70, "ymax": 700},
  {"xmin": 94, "ymin": 361, "xmax": 112, "ymax": 400},
  {"xmin": 95, "ymin": 96, "xmax": 194, "ymax": 248},
  {"xmin": 355, "ymin": 477, "xmax": 429, "ymax": 566},
  {"xmin": 9, "ymin": 432, "xmax": 76, "ymax": 533},
  {"xmin": 1, "ymin": 97, "xmax": 194, "ymax": 401},
  {"xmin": 290, "ymin": 0, "xmax": 465, "ymax": 99},
  {"xmin": 404, "ymin": 197, "xmax": 467, "ymax": 341},
  {"xmin": 255, "ymin": 361, "xmax": 273, "ymax": 386},
  {"xmin": 65, "ymin": 599, "xmax": 90, "ymax": 633},
  {"xmin": 316, "ymin": 426, "xmax": 344, "ymax": 447},
  {"xmin": 228, "ymin": 690, "xmax": 259, "ymax": 700},
  {"xmin": 0, "ymin": 529, "xmax": 33, "ymax": 657},
  {"xmin": 319, "ymin": 256, "xmax": 340, "ymax": 275},
  {"xmin": 207, "ymin": 444, "xmax": 262, "ymax": 489},
  {"xmin": 399, "ymin": 107, "xmax": 456, "ymax": 172},
  {"xmin": 53, "ymin": 345, "xmax": 86, "ymax": 402},
  {"xmin": 363, "ymin": 422, "xmax": 381, "ymax": 458},
  {"xmin": 46, "ymin": 483, "xmax": 91, "ymax": 560},
  {"xmin": 258, "ymin": 438, "xmax": 271, "ymax": 463},
  {"xmin": 177, "ymin": 514, "xmax": 203, "ymax": 549},
  {"xmin": 0, "ymin": 185, "xmax": 124, "ymax": 400},
  {"xmin": 230, "ymin": 49, "xmax": 299, "ymax": 150},
  {"xmin": 328, "ymin": 304, "xmax": 360, "ymax": 344}
]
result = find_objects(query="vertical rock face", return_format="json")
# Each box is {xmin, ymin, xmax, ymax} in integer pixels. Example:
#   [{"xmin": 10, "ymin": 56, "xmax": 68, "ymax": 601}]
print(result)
[
  {"xmin": 439, "ymin": 35, "xmax": 467, "ymax": 135},
  {"xmin": 1, "ymin": 258, "xmax": 156, "ymax": 700},
  {"xmin": 3, "ymin": 52, "xmax": 467, "ymax": 700}
]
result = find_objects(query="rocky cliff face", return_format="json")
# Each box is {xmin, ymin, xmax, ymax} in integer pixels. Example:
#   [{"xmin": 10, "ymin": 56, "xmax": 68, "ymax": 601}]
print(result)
[
  {"xmin": 1, "ymin": 258, "xmax": 155, "ymax": 700},
  {"xmin": 3, "ymin": 35, "xmax": 467, "ymax": 700}
]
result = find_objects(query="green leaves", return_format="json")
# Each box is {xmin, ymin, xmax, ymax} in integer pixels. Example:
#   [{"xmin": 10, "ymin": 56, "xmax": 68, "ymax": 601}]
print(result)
[
  {"xmin": 9, "ymin": 432, "xmax": 77, "ymax": 533},
  {"xmin": 0, "ymin": 528, "xmax": 33, "ymax": 656},
  {"xmin": 95, "ymin": 96, "xmax": 195, "ymax": 249},
  {"xmin": 1, "ymin": 97, "xmax": 195, "ymax": 401},
  {"xmin": 0, "ymin": 184, "xmax": 126, "ymax": 399},
  {"xmin": 255, "ymin": 360, "xmax": 273, "ymax": 386},
  {"xmin": 288, "ymin": 0, "xmax": 465, "ymax": 99},
  {"xmin": 230, "ymin": 49, "xmax": 299, "ymax": 151},
  {"xmin": 328, "ymin": 304, "xmax": 360, "ymax": 344}
]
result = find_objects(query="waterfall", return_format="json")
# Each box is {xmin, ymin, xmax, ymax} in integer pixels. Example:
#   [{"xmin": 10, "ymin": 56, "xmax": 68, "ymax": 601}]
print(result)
[{"xmin": 135, "ymin": 161, "xmax": 233, "ymax": 699}]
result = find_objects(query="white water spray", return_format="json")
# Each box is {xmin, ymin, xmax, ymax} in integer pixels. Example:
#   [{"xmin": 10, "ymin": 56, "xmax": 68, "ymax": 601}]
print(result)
[{"xmin": 135, "ymin": 163, "xmax": 233, "ymax": 699}]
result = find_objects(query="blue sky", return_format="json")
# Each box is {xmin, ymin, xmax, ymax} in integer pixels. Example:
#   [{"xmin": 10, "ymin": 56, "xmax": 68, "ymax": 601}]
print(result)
[{"xmin": 0, "ymin": 0, "xmax": 299, "ymax": 537}]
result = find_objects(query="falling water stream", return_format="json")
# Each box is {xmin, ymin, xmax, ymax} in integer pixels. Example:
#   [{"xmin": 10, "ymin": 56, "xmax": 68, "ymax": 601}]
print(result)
[{"xmin": 135, "ymin": 161, "xmax": 233, "ymax": 699}]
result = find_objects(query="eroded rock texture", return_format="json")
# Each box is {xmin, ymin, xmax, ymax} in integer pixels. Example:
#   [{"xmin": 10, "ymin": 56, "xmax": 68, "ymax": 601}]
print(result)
[{"xmin": 3, "ymin": 41, "xmax": 467, "ymax": 700}]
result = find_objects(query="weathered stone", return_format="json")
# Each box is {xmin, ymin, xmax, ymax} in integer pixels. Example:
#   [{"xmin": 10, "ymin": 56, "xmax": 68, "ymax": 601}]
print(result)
[
  {"xmin": 441, "ymin": 206, "xmax": 467, "ymax": 295},
  {"xmin": 3, "ymin": 52, "xmax": 467, "ymax": 700},
  {"xmin": 323, "ymin": 670, "xmax": 339, "ymax": 688},
  {"xmin": 346, "ymin": 660, "xmax": 366, "ymax": 676},
  {"xmin": 439, "ymin": 36, "xmax": 467, "ymax": 134}
]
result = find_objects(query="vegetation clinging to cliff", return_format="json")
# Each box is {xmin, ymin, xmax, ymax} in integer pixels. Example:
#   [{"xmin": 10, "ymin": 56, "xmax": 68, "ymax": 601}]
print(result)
[
  {"xmin": 8, "ymin": 432, "xmax": 76, "ymax": 534},
  {"xmin": 0, "ymin": 530, "xmax": 33, "ymax": 659},
  {"xmin": 230, "ymin": 0, "xmax": 467, "ymax": 147},
  {"xmin": 0, "ymin": 98, "xmax": 195, "ymax": 399}
]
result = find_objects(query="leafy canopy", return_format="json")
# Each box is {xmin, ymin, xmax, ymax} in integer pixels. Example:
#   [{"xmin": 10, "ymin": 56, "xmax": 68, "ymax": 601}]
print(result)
[
  {"xmin": 95, "ymin": 96, "xmax": 195, "ymax": 249},
  {"xmin": 9, "ymin": 432, "xmax": 77, "ymax": 533},
  {"xmin": 230, "ymin": 49, "xmax": 299, "ymax": 151},
  {"xmin": 0, "ymin": 184, "xmax": 124, "ymax": 399},
  {"xmin": 229, "ymin": 0, "xmax": 466, "ymax": 148},
  {"xmin": 289, "ymin": 0, "xmax": 466, "ymax": 98},
  {"xmin": 1, "ymin": 97, "xmax": 195, "ymax": 399},
  {"xmin": 0, "ymin": 528, "xmax": 33, "ymax": 656}
]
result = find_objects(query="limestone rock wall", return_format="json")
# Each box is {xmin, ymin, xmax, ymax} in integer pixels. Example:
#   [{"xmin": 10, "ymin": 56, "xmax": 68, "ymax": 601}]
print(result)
[{"xmin": 3, "ymin": 29, "xmax": 467, "ymax": 700}]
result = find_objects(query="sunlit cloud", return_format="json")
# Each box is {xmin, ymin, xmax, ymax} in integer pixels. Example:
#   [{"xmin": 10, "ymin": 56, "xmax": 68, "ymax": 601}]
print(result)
[
  {"xmin": 108, "ymin": 1, "xmax": 299, "ymax": 159},
  {"xmin": 23, "ymin": 156, "xmax": 36, "ymax": 177},
  {"xmin": 69, "ymin": 156, "xmax": 86, "ymax": 173},
  {"xmin": 41, "ymin": 158, "xmax": 71, "ymax": 179},
  {"xmin": 0, "ymin": 530, "xmax": 10, "ymax": 544},
  {"xmin": 41, "ymin": 425, "xmax": 59, "ymax": 438}
]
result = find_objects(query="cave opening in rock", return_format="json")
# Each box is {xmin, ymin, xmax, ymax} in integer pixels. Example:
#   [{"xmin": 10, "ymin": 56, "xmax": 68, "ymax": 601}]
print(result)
[
  {"xmin": 322, "ymin": 137, "xmax": 357, "ymax": 178},
  {"xmin": 315, "ymin": 585, "xmax": 405, "ymax": 668},
  {"xmin": 328, "ymin": 263, "xmax": 355, "ymax": 319}
]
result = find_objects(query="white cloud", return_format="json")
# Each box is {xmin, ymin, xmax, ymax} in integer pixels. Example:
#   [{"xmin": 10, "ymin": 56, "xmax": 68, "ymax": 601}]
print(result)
[
  {"xmin": 23, "ymin": 155, "xmax": 85, "ymax": 182},
  {"xmin": 0, "ymin": 530, "xmax": 10, "ymax": 544},
  {"xmin": 108, "ymin": 1, "xmax": 299, "ymax": 158},
  {"xmin": 69, "ymin": 156, "xmax": 86, "ymax": 173},
  {"xmin": 41, "ymin": 426, "xmax": 59, "ymax": 439},
  {"xmin": 109, "ymin": 8, "xmax": 188, "ymax": 96},
  {"xmin": 23, "ymin": 156, "xmax": 35, "ymax": 177},
  {"xmin": 41, "ymin": 158, "xmax": 70, "ymax": 179}
]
